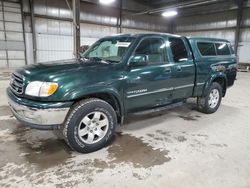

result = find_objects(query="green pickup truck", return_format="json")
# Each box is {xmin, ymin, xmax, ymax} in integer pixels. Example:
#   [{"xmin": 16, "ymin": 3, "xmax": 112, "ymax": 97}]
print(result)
[{"xmin": 7, "ymin": 33, "xmax": 237, "ymax": 153}]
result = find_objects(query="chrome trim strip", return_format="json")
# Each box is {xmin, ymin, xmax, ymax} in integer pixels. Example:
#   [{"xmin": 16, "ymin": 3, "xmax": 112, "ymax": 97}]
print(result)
[
  {"xmin": 197, "ymin": 82, "xmax": 205, "ymax": 86},
  {"xmin": 127, "ymin": 83, "xmax": 195, "ymax": 98},
  {"xmin": 174, "ymin": 84, "xmax": 194, "ymax": 90},
  {"xmin": 178, "ymin": 64, "xmax": 194, "ymax": 68},
  {"xmin": 127, "ymin": 87, "xmax": 174, "ymax": 98}
]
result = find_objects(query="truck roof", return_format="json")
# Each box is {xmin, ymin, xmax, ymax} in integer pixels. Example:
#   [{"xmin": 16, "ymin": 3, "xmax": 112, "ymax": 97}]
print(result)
[
  {"xmin": 109, "ymin": 33, "xmax": 230, "ymax": 43},
  {"xmin": 187, "ymin": 36, "xmax": 229, "ymax": 43}
]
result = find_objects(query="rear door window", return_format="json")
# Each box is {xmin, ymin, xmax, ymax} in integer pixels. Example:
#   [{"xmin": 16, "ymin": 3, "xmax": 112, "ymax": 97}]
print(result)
[
  {"xmin": 215, "ymin": 43, "xmax": 231, "ymax": 55},
  {"xmin": 169, "ymin": 37, "xmax": 188, "ymax": 63},
  {"xmin": 197, "ymin": 42, "xmax": 216, "ymax": 56}
]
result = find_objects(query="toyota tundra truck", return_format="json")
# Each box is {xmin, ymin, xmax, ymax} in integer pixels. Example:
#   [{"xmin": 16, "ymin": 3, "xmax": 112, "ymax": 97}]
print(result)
[{"xmin": 7, "ymin": 33, "xmax": 237, "ymax": 153}]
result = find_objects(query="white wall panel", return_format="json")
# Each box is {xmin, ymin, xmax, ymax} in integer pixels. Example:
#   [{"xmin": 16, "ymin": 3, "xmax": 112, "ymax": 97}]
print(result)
[
  {"xmin": 123, "ymin": 27, "xmax": 160, "ymax": 34},
  {"xmin": 4, "ymin": 7, "xmax": 21, "ymax": 13},
  {"xmin": 0, "ymin": 12, "xmax": 3, "ymax": 20},
  {"xmin": 0, "ymin": 31, "xmax": 4, "ymax": 40},
  {"xmin": 0, "ymin": 60, "xmax": 8, "ymax": 68},
  {"xmin": 4, "ymin": 12, "xmax": 21, "ymax": 22},
  {"xmin": 0, "ymin": 50, "xmax": 7, "ymax": 59},
  {"xmin": 36, "ymin": 34, "xmax": 73, "ymax": 51},
  {"xmin": 238, "ymin": 28, "xmax": 250, "ymax": 63},
  {"xmin": 37, "ymin": 51, "xmax": 74, "ymax": 62},
  {"xmin": 240, "ymin": 28, "xmax": 250, "ymax": 42},
  {"xmin": 59, "ymin": 21, "xmax": 72, "ymax": 35},
  {"xmin": 3, "ymin": 2, "xmax": 20, "ymax": 8},
  {"xmin": 8, "ymin": 59, "xmax": 25, "ymax": 67},
  {"xmin": 6, "ymin": 31, "xmax": 23, "ymax": 41},
  {"xmin": 47, "ymin": 19, "xmax": 60, "ymax": 34},
  {"xmin": 25, "ymin": 33, "xmax": 34, "ymax": 65},
  {"xmin": 238, "ymin": 42, "xmax": 250, "ymax": 63},
  {"xmin": 36, "ymin": 18, "xmax": 74, "ymax": 36},
  {"xmin": 7, "ymin": 50, "xmax": 25, "ymax": 59},
  {"xmin": 35, "ymin": 18, "xmax": 47, "ymax": 33},
  {"xmin": 0, "ymin": 0, "xmax": 26, "ymax": 68},
  {"xmin": 5, "ymin": 21, "xmax": 22, "ymax": 31},
  {"xmin": 36, "ymin": 34, "xmax": 73, "ymax": 62},
  {"xmin": 80, "ymin": 23, "xmax": 117, "ymax": 38},
  {"xmin": 0, "ymin": 21, "xmax": 4, "ymax": 30},
  {"xmin": 80, "ymin": 37, "xmax": 98, "ymax": 46}
]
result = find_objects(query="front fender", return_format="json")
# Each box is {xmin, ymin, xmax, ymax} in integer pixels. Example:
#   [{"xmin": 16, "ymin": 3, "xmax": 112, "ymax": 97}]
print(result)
[
  {"xmin": 62, "ymin": 83, "xmax": 124, "ymax": 115},
  {"xmin": 202, "ymin": 72, "xmax": 228, "ymax": 97}
]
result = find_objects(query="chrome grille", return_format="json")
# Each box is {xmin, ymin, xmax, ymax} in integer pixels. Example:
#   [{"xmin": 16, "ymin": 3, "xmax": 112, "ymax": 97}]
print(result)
[{"xmin": 10, "ymin": 73, "xmax": 24, "ymax": 94}]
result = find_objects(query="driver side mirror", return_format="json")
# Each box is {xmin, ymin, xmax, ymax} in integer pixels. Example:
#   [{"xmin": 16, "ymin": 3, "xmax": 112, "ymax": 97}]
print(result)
[{"xmin": 129, "ymin": 55, "xmax": 149, "ymax": 67}]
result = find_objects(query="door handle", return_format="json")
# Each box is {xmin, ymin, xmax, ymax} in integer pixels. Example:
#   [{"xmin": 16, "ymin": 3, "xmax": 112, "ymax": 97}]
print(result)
[
  {"xmin": 164, "ymin": 68, "xmax": 171, "ymax": 73},
  {"xmin": 176, "ymin": 66, "xmax": 182, "ymax": 72}
]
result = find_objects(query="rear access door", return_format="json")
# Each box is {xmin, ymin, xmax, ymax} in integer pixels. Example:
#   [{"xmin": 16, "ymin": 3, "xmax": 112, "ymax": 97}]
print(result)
[{"xmin": 167, "ymin": 36, "xmax": 196, "ymax": 100}]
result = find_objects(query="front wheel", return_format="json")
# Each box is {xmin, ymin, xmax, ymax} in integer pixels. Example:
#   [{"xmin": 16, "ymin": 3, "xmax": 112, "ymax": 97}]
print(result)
[
  {"xmin": 62, "ymin": 98, "xmax": 117, "ymax": 153},
  {"xmin": 197, "ymin": 82, "xmax": 222, "ymax": 114}
]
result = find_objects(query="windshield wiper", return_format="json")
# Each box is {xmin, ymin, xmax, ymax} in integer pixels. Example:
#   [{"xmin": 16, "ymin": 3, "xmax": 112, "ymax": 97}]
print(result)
[{"xmin": 83, "ymin": 57, "xmax": 111, "ymax": 64}]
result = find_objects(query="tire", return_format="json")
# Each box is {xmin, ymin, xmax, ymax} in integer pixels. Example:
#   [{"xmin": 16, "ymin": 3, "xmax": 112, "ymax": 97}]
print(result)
[
  {"xmin": 197, "ymin": 82, "xmax": 222, "ymax": 114},
  {"xmin": 62, "ymin": 98, "xmax": 117, "ymax": 153}
]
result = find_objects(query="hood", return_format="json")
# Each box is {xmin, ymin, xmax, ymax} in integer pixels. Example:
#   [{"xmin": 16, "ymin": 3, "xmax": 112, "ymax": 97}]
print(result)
[{"xmin": 15, "ymin": 59, "xmax": 116, "ymax": 82}]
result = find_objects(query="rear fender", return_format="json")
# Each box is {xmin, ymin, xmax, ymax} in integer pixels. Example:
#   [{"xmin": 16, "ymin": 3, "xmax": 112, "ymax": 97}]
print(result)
[{"xmin": 202, "ymin": 72, "xmax": 228, "ymax": 97}]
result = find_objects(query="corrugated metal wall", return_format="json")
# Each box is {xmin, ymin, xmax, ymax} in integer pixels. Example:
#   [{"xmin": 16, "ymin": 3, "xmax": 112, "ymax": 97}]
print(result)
[
  {"xmin": 175, "ymin": 10, "xmax": 237, "ymax": 43},
  {"xmin": 239, "ymin": 7, "xmax": 250, "ymax": 63},
  {"xmin": 0, "ymin": 0, "xmax": 26, "ymax": 68},
  {"xmin": 21, "ymin": 0, "xmax": 169, "ymax": 64},
  {"xmin": 175, "ymin": 7, "xmax": 250, "ymax": 63},
  {"xmin": 0, "ymin": 0, "xmax": 248, "ymax": 66}
]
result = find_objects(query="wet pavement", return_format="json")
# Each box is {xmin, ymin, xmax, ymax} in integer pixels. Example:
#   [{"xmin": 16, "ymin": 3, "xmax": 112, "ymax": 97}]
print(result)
[{"xmin": 0, "ymin": 72, "xmax": 250, "ymax": 188}]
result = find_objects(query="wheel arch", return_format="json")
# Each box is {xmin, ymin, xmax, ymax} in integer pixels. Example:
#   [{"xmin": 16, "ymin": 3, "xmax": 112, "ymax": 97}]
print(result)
[
  {"xmin": 203, "ymin": 74, "xmax": 228, "ymax": 97},
  {"xmin": 73, "ymin": 91, "xmax": 124, "ymax": 125},
  {"xmin": 212, "ymin": 76, "xmax": 227, "ymax": 97}
]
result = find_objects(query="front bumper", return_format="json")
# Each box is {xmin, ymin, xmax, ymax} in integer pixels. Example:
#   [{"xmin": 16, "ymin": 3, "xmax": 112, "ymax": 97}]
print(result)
[{"xmin": 7, "ymin": 88, "xmax": 73, "ymax": 130}]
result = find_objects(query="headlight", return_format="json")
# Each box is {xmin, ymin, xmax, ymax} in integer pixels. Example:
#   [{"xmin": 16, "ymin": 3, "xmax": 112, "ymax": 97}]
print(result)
[{"xmin": 25, "ymin": 81, "xmax": 58, "ymax": 97}]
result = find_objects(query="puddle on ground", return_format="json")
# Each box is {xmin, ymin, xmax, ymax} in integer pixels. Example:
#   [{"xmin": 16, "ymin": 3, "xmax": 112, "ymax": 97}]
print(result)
[
  {"xmin": 178, "ymin": 114, "xmax": 199, "ymax": 121},
  {"xmin": 0, "ymin": 119, "xmax": 72, "ymax": 170},
  {"xmin": 22, "ymin": 139, "xmax": 71, "ymax": 170},
  {"xmin": 0, "ymin": 118, "xmax": 171, "ymax": 174},
  {"xmin": 107, "ymin": 132, "xmax": 171, "ymax": 168}
]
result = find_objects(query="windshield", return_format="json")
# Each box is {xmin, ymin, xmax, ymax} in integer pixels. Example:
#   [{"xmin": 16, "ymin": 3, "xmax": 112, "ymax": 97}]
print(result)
[{"xmin": 81, "ymin": 37, "xmax": 135, "ymax": 63}]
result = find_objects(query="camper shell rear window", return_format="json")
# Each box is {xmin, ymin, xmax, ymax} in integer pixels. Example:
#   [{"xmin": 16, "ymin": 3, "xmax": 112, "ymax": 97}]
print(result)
[{"xmin": 197, "ymin": 41, "xmax": 231, "ymax": 56}]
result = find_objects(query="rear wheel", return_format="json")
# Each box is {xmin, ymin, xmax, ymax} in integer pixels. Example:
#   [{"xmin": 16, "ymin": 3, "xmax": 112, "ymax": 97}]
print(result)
[
  {"xmin": 62, "ymin": 98, "xmax": 117, "ymax": 153},
  {"xmin": 197, "ymin": 82, "xmax": 222, "ymax": 114}
]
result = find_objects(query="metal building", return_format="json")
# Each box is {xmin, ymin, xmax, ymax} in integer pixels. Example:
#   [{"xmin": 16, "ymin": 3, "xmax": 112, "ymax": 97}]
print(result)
[{"xmin": 0, "ymin": 0, "xmax": 249, "ymax": 67}]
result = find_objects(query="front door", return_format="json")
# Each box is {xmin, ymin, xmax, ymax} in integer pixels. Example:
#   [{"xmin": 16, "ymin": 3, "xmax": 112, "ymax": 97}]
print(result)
[{"xmin": 124, "ymin": 37, "xmax": 173, "ymax": 113}]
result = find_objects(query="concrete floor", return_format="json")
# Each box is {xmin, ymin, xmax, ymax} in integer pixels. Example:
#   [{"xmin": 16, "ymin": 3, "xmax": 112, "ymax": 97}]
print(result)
[{"xmin": 0, "ymin": 71, "xmax": 250, "ymax": 188}]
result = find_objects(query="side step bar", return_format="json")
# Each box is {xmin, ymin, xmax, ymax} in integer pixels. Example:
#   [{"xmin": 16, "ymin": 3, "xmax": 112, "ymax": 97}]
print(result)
[{"xmin": 129, "ymin": 101, "xmax": 185, "ymax": 116}]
